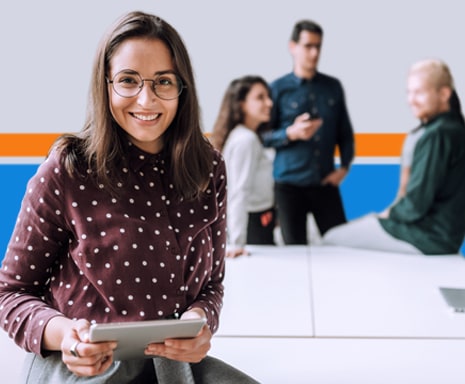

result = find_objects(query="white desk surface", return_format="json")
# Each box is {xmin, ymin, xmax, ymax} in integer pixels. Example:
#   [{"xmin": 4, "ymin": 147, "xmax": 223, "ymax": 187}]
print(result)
[
  {"xmin": 217, "ymin": 245, "xmax": 314, "ymax": 337},
  {"xmin": 211, "ymin": 336, "xmax": 465, "ymax": 384},
  {"xmin": 310, "ymin": 245, "xmax": 465, "ymax": 338},
  {"xmin": 3, "ymin": 244, "xmax": 465, "ymax": 383}
]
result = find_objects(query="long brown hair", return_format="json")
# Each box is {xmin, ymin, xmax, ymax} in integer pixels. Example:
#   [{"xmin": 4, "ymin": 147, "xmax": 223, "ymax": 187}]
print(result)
[
  {"xmin": 210, "ymin": 75, "xmax": 270, "ymax": 151},
  {"xmin": 54, "ymin": 11, "xmax": 213, "ymax": 200}
]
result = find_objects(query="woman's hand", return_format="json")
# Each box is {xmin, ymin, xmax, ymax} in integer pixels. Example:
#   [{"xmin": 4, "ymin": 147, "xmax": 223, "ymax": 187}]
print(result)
[
  {"xmin": 144, "ymin": 309, "xmax": 211, "ymax": 363},
  {"xmin": 226, "ymin": 247, "xmax": 249, "ymax": 258},
  {"xmin": 59, "ymin": 319, "xmax": 117, "ymax": 377}
]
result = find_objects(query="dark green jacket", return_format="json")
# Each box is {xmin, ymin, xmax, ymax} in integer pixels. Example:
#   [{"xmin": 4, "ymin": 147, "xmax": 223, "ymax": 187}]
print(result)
[{"xmin": 379, "ymin": 111, "xmax": 465, "ymax": 254}]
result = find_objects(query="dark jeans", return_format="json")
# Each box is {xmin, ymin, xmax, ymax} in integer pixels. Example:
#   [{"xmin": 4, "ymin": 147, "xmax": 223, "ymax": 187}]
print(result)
[
  {"xmin": 247, "ymin": 208, "xmax": 276, "ymax": 245},
  {"xmin": 274, "ymin": 182, "xmax": 347, "ymax": 244}
]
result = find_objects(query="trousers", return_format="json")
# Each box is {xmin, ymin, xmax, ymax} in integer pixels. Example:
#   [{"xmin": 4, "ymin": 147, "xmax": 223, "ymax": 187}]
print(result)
[{"xmin": 20, "ymin": 352, "xmax": 261, "ymax": 384}]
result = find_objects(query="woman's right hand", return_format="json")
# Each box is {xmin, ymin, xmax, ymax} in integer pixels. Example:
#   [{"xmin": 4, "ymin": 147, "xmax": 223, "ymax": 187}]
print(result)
[
  {"xmin": 226, "ymin": 247, "xmax": 249, "ymax": 258},
  {"xmin": 46, "ymin": 317, "xmax": 117, "ymax": 377}
]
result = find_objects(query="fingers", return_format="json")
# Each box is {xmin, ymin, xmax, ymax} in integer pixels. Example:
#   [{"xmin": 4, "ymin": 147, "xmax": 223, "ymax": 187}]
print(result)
[
  {"xmin": 296, "ymin": 112, "xmax": 311, "ymax": 122},
  {"xmin": 73, "ymin": 319, "xmax": 91, "ymax": 343},
  {"xmin": 64, "ymin": 340, "xmax": 116, "ymax": 377},
  {"xmin": 61, "ymin": 319, "xmax": 117, "ymax": 377},
  {"xmin": 65, "ymin": 350, "xmax": 114, "ymax": 377},
  {"xmin": 288, "ymin": 113, "xmax": 324, "ymax": 140},
  {"xmin": 226, "ymin": 247, "xmax": 249, "ymax": 258},
  {"xmin": 145, "ymin": 324, "xmax": 212, "ymax": 363},
  {"xmin": 226, "ymin": 249, "xmax": 248, "ymax": 258},
  {"xmin": 69, "ymin": 341, "xmax": 81, "ymax": 358}
]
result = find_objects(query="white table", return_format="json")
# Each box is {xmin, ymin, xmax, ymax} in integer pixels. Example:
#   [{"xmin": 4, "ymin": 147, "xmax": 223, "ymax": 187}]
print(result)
[
  {"xmin": 4, "ymin": 245, "xmax": 465, "ymax": 384},
  {"xmin": 217, "ymin": 245, "xmax": 313, "ymax": 337},
  {"xmin": 310, "ymin": 245, "xmax": 465, "ymax": 338},
  {"xmin": 211, "ymin": 336, "xmax": 465, "ymax": 384}
]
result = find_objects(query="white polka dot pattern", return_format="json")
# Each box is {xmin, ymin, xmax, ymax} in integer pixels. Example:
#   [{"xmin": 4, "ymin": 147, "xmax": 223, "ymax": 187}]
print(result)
[{"xmin": 0, "ymin": 145, "xmax": 227, "ymax": 355}]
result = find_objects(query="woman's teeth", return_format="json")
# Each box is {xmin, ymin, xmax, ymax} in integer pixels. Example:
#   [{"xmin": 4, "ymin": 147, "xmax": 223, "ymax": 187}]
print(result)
[{"xmin": 133, "ymin": 113, "xmax": 159, "ymax": 121}]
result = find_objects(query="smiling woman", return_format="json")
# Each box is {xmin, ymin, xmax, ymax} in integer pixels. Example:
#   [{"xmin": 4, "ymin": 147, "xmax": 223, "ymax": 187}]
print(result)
[
  {"xmin": 107, "ymin": 38, "xmax": 180, "ymax": 155},
  {"xmin": 0, "ymin": 11, "xmax": 259, "ymax": 384},
  {"xmin": 210, "ymin": 75, "xmax": 276, "ymax": 258}
]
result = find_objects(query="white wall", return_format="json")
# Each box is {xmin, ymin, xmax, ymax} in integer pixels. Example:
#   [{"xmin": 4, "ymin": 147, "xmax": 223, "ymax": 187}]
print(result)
[{"xmin": 1, "ymin": 0, "xmax": 463, "ymax": 135}]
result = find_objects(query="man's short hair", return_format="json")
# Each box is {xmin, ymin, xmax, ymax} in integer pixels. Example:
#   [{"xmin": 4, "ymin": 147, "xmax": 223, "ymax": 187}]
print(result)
[
  {"xmin": 409, "ymin": 59, "xmax": 454, "ymax": 90},
  {"xmin": 291, "ymin": 20, "xmax": 323, "ymax": 42}
]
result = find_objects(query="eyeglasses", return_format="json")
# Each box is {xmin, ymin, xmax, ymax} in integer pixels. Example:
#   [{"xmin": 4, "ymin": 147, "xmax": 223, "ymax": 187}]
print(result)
[{"xmin": 107, "ymin": 70, "xmax": 186, "ymax": 100}]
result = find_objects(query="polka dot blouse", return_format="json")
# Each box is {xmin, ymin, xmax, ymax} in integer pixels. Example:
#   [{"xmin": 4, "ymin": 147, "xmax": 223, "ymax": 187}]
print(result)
[{"xmin": 0, "ymin": 143, "xmax": 227, "ymax": 356}]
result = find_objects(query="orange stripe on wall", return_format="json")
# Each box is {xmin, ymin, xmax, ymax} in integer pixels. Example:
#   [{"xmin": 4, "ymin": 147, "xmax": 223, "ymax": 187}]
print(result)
[
  {"xmin": 0, "ymin": 133, "xmax": 61, "ymax": 157},
  {"xmin": 0, "ymin": 133, "xmax": 406, "ymax": 157},
  {"xmin": 352, "ymin": 133, "xmax": 405, "ymax": 157}
]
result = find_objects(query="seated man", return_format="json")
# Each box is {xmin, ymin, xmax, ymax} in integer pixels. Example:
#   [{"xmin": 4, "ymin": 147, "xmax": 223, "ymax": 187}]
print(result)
[{"xmin": 323, "ymin": 59, "xmax": 465, "ymax": 255}]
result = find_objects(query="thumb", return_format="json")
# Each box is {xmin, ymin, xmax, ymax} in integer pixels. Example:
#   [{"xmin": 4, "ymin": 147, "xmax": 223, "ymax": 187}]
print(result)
[{"xmin": 73, "ymin": 319, "xmax": 91, "ymax": 342}]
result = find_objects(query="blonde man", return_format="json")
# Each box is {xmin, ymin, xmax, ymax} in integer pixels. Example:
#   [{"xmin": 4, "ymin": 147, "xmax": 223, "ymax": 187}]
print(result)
[{"xmin": 323, "ymin": 59, "xmax": 465, "ymax": 255}]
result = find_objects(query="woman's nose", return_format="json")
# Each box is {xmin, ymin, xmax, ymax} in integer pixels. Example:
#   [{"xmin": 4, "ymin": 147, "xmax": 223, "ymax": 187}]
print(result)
[{"xmin": 137, "ymin": 80, "xmax": 157, "ymax": 105}]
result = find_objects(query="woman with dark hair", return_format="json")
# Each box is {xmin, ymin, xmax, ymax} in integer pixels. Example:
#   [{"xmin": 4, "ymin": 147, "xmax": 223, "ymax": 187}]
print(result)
[
  {"xmin": 0, "ymin": 11, "xmax": 258, "ymax": 383},
  {"xmin": 211, "ymin": 75, "xmax": 276, "ymax": 258}
]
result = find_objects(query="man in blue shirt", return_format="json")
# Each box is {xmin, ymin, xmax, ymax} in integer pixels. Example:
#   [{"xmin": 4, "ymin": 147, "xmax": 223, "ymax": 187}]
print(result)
[{"xmin": 262, "ymin": 19, "xmax": 355, "ymax": 244}]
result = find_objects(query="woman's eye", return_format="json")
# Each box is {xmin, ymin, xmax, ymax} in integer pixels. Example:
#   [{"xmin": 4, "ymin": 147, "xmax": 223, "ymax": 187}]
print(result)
[
  {"xmin": 158, "ymin": 77, "xmax": 173, "ymax": 86},
  {"xmin": 119, "ymin": 77, "xmax": 138, "ymax": 85}
]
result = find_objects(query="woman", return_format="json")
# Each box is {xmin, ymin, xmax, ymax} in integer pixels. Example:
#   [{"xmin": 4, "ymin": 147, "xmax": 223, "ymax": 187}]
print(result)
[
  {"xmin": 0, "ymin": 11, "xmax": 258, "ymax": 383},
  {"xmin": 211, "ymin": 76, "xmax": 276, "ymax": 258}
]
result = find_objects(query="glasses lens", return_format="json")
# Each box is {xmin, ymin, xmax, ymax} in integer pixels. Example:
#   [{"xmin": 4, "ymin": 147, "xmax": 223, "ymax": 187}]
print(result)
[
  {"xmin": 111, "ymin": 71, "xmax": 184, "ymax": 99},
  {"xmin": 112, "ymin": 71, "xmax": 142, "ymax": 98},
  {"xmin": 153, "ymin": 74, "xmax": 183, "ymax": 100}
]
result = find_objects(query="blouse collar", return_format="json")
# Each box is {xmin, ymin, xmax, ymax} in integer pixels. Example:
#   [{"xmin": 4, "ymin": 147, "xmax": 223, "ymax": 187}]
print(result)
[{"xmin": 125, "ymin": 141, "xmax": 166, "ymax": 172}]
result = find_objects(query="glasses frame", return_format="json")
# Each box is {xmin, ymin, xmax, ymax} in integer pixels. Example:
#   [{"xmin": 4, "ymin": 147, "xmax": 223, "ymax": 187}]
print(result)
[{"xmin": 107, "ymin": 70, "xmax": 187, "ymax": 100}]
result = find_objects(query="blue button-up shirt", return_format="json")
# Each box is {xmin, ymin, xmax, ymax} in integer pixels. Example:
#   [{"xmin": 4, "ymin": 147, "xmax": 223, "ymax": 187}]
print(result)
[{"xmin": 262, "ymin": 72, "xmax": 355, "ymax": 186}]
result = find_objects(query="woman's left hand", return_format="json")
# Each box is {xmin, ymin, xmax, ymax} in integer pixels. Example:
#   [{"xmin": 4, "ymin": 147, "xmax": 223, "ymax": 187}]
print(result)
[{"xmin": 144, "ymin": 309, "xmax": 211, "ymax": 362}]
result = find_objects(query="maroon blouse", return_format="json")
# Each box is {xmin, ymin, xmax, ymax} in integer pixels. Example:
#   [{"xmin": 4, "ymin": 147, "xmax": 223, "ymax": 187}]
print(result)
[{"xmin": 0, "ymin": 143, "xmax": 227, "ymax": 356}]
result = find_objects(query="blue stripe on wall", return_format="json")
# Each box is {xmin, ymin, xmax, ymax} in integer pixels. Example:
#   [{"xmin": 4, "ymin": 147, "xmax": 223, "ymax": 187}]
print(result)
[
  {"xmin": 1, "ymin": 165, "xmax": 39, "ymax": 257},
  {"xmin": 0, "ymin": 164, "xmax": 463, "ymax": 259},
  {"xmin": 341, "ymin": 164, "xmax": 400, "ymax": 219}
]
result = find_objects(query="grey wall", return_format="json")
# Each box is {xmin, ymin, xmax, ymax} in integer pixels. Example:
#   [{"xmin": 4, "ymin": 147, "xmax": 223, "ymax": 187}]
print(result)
[{"xmin": 1, "ymin": 0, "xmax": 463, "ymax": 134}]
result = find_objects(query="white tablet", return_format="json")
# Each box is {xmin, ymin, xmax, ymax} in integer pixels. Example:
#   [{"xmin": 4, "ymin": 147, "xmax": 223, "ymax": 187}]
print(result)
[{"xmin": 88, "ymin": 318, "xmax": 206, "ymax": 360}]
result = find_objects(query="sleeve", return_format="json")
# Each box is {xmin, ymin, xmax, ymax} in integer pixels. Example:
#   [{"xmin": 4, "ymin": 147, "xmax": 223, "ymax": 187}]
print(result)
[
  {"xmin": 400, "ymin": 132, "xmax": 416, "ymax": 168},
  {"xmin": 261, "ymin": 127, "xmax": 291, "ymax": 149},
  {"xmin": 400, "ymin": 127, "xmax": 425, "ymax": 168},
  {"xmin": 389, "ymin": 130, "xmax": 448, "ymax": 222},
  {"xmin": 226, "ymin": 133, "xmax": 260, "ymax": 248},
  {"xmin": 261, "ymin": 83, "xmax": 292, "ymax": 149},
  {"xmin": 335, "ymin": 81, "xmax": 355, "ymax": 169},
  {"xmin": 0, "ymin": 152, "xmax": 70, "ymax": 354},
  {"xmin": 187, "ymin": 153, "xmax": 227, "ymax": 333}
]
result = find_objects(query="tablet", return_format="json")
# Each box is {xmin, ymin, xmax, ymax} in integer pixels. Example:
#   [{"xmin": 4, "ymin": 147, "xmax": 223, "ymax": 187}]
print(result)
[
  {"xmin": 439, "ymin": 287, "xmax": 465, "ymax": 313},
  {"xmin": 89, "ymin": 318, "xmax": 206, "ymax": 360}
]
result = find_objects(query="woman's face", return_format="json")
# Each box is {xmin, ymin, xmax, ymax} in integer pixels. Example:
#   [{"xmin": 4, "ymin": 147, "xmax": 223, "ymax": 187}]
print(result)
[
  {"xmin": 241, "ymin": 83, "xmax": 273, "ymax": 130},
  {"xmin": 108, "ymin": 38, "xmax": 179, "ymax": 154}
]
